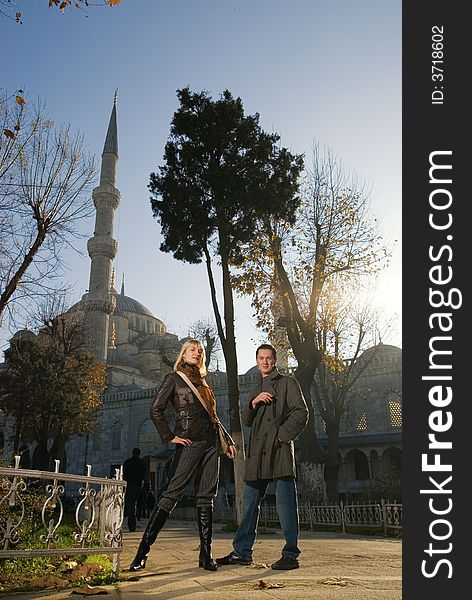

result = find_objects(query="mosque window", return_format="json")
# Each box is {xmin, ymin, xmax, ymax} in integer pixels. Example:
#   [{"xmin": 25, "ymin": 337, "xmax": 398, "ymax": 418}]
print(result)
[
  {"xmin": 389, "ymin": 401, "xmax": 402, "ymax": 428},
  {"xmin": 386, "ymin": 390, "xmax": 402, "ymax": 428},
  {"xmin": 357, "ymin": 412, "xmax": 368, "ymax": 431}
]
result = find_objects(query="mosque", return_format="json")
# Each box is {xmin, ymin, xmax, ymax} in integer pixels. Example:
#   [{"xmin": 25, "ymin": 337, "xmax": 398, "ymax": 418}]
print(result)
[{"xmin": 1, "ymin": 101, "xmax": 402, "ymax": 502}]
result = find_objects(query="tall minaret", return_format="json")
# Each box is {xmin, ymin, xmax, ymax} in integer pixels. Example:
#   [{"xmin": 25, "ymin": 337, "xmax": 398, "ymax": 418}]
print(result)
[{"xmin": 82, "ymin": 95, "xmax": 120, "ymax": 362}]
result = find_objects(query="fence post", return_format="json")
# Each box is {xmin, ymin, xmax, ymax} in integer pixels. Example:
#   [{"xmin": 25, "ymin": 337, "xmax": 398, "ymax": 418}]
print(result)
[
  {"xmin": 381, "ymin": 498, "xmax": 387, "ymax": 536},
  {"xmin": 340, "ymin": 500, "xmax": 345, "ymax": 533}
]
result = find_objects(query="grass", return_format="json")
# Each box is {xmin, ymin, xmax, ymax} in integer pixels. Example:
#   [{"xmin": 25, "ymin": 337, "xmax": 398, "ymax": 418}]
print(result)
[{"xmin": 0, "ymin": 524, "xmax": 122, "ymax": 594}]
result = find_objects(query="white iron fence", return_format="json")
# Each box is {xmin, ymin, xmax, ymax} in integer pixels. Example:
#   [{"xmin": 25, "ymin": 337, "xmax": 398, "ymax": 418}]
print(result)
[
  {"xmin": 0, "ymin": 456, "xmax": 126, "ymax": 573},
  {"xmin": 172, "ymin": 499, "xmax": 402, "ymax": 536}
]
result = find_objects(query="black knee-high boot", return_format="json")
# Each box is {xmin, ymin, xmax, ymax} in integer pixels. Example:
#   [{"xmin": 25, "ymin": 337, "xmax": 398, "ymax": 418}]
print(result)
[
  {"xmin": 129, "ymin": 507, "xmax": 169, "ymax": 571},
  {"xmin": 197, "ymin": 506, "xmax": 218, "ymax": 571}
]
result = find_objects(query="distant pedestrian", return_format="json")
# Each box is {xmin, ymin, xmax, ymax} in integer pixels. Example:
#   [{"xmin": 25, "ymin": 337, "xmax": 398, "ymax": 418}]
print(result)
[
  {"xmin": 136, "ymin": 480, "xmax": 149, "ymax": 520},
  {"xmin": 123, "ymin": 447, "xmax": 146, "ymax": 532}
]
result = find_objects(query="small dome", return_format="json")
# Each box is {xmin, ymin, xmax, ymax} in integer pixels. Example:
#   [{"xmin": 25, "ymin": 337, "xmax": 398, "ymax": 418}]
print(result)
[
  {"xmin": 107, "ymin": 347, "xmax": 140, "ymax": 369},
  {"xmin": 359, "ymin": 344, "xmax": 402, "ymax": 359}
]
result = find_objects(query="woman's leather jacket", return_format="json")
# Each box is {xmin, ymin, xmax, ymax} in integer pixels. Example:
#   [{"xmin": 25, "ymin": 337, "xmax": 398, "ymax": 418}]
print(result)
[{"xmin": 150, "ymin": 371, "xmax": 215, "ymax": 443}]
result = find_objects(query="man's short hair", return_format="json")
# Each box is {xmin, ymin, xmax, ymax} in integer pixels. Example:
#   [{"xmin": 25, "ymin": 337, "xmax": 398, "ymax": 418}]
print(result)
[
  {"xmin": 256, "ymin": 343, "xmax": 277, "ymax": 359},
  {"xmin": 132, "ymin": 447, "xmax": 141, "ymax": 456}
]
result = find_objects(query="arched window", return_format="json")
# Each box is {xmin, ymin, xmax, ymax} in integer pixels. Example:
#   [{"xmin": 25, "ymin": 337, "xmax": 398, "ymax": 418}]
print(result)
[
  {"xmin": 386, "ymin": 390, "xmax": 402, "ymax": 428},
  {"xmin": 352, "ymin": 449, "xmax": 370, "ymax": 480},
  {"xmin": 138, "ymin": 418, "xmax": 162, "ymax": 452}
]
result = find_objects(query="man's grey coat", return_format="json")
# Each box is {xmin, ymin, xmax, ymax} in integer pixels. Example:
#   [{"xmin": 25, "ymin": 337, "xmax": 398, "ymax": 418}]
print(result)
[{"xmin": 241, "ymin": 369, "xmax": 308, "ymax": 481}]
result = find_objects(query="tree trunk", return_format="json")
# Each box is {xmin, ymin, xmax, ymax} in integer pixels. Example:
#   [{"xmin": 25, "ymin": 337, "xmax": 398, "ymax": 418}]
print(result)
[
  {"xmin": 32, "ymin": 440, "xmax": 49, "ymax": 471},
  {"xmin": 221, "ymin": 255, "xmax": 245, "ymax": 524},
  {"xmin": 294, "ymin": 362, "xmax": 326, "ymax": 464},
  {"xmin": 294, "ymin": 354, "xmax": 327, "ymax": 503},
  {"xmin": 49, "ymin": 434, "xmax": 68, "ymax": 472},
  {"xmin": 204, "ymin": 244, "xmax": 245, "ymax": 524},
  {"xmin": 13, "ymin": 414, "xmax": 23, "ymax": 454},
  {"xmin": 325, "ymin": 422, "xmax": 341, "ymax": 503}
]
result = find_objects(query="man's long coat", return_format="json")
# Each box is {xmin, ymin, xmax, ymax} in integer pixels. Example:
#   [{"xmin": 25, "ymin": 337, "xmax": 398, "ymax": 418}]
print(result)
[{"xmin": 241, "ymin": 369, "xmax": 308, "ymax": 481}]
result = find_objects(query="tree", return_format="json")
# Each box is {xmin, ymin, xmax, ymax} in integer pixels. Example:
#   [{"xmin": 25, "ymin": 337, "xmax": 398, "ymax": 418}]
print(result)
[
  {"xmin": 312, "ymin": 290, "xmax": 386, "ymax": 502},
  {"xmin": 233, "ymin": 143, "xmax": 391, "ymax": 498},
  {"xmin": 188, "ymin": 317, "xmax": 221, "ymax": 370},
  {"xmin": 0, "ymin": 326, "xmax": 106, "ymax": 471},
  {"xmin": 149, "ymin": 87, "xmax": 304, "ymax": 522},
  {"xmin": 0, "ymin": 91, "xmax": 96, "ymax": 329},
  {"xmin": 0, "ymin": 0, "xmax": 121, "ymax": 24}
]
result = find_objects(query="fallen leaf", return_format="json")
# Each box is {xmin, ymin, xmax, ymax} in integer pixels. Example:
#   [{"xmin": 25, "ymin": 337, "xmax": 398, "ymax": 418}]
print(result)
[
  {"xmin": 252, "ymin": 562, "xmax": 270, "ymax": 569},
  {"xmin": 253, "ymin": 579, "xmax": 285, "ymax": 589},
  {"xmin": 71, "ymin": 585, "xmax": 109, "ymax": 595},
  {"xmin": 30, "ymin": 575, "xmax": 69, "ymax": 589},
  {"xmin": 317, "ymin": 577, "xmax": 349, "ymax": 586},
  {"xmin": 66, "ymin": 563, "xmax": 102, "ymax": 581}
]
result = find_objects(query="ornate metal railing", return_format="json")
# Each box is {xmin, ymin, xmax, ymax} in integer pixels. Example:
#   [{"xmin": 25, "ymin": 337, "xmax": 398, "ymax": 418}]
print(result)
[
  {"xmin": 171, "ymin": 499, "xmax": 402, "ymax": 536},
  {"xmin": 0, "ymin": 456, "xmax": 126, "ymax": 573}
]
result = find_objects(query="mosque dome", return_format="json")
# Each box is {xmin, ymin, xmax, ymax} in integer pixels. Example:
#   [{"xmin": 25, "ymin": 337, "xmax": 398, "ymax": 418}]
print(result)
[
  {"xmin": 107, "ymin": 347, "xmax": 140, "ymax": 369},
  {"xmin": 115, "ymin": 293, "xmax": 154, "ymax": 317},
  {"xmin": 358, "ymin": 344, "xmax": 402, "ymax": 360}
]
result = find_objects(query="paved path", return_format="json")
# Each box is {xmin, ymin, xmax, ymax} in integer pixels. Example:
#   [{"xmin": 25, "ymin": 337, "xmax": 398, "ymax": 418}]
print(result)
[{"xmin": 6, "ymin": 520, "xmax": 402, "ymax": 599}]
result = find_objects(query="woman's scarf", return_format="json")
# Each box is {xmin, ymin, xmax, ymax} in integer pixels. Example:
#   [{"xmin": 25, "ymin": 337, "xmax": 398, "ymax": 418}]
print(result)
[{"xmin": 177, "ymin": 362, "xmax": 219, "ymax": 425}]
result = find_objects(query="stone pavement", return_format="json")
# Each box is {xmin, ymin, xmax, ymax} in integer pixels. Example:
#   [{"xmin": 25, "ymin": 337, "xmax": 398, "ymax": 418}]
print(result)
[{"xmin": 7, "ymin": 520, "xmax": 402, "ymax": 600}]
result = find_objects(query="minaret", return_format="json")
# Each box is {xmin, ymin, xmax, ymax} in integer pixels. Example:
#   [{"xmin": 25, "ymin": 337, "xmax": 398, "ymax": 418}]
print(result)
[{"xmin": 82, "ymin": 95, "xmax": 120, "ymax": 362}]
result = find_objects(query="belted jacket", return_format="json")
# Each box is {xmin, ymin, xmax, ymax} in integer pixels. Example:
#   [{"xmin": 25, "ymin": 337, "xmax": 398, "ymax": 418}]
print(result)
[{"xmin": 150, "ymin": 371, "xmax": 215, "ymax": 443}]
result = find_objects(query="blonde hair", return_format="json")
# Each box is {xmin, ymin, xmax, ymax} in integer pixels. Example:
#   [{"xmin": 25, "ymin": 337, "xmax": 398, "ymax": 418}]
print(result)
[{"xmin": 173, "ymin": 338, "xmax": 207, "ymax": 377}]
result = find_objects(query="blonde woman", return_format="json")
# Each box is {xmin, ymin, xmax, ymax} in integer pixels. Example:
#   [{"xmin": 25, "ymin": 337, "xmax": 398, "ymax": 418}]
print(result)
[{"xmin": 129, "ymin": 338, "xmax": 236, "ymax": 572}]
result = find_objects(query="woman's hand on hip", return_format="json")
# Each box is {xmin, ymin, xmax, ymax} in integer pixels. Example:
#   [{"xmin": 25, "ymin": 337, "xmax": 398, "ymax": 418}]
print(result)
[
  {"xmin": 171, "ymin": 436, "xmax": 192, "ymax": 446},
  {"xmin": 226, "ymin": 444, "xmax": 237, "ymax": 460}
]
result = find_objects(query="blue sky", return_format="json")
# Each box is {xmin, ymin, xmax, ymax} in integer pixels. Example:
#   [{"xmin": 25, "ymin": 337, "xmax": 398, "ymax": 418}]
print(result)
[{"xmin": 1, "ymin": 0, "xmax": 401, "ymax": 373}]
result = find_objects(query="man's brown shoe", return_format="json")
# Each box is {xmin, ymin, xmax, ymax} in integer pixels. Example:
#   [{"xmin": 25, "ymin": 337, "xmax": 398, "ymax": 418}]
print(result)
[
  {"xmin": 271, "ymin": 556, "xmax": 299, "ymax": 570},
  {"xmin": 216, "ymin": 551, "xmax": 252, "ymax": 566}
]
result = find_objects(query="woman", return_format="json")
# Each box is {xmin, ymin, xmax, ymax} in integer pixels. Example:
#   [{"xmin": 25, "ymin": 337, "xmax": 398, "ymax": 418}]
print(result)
[{"xmin": 129, "ymin": 339, "xmax": 236, "ymax": 572}]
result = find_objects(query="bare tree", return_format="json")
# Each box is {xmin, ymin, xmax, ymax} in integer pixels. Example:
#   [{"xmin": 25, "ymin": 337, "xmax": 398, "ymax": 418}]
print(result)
[
  {"xmin": 0, "ymin": 0, "xmax": 122, "ymax": 24},
  {"xmin": 188, "ymin": 317, "xmax": 222, "ymax": 370},
  {"xmin": 233, "ymin": 143, "xmax": 392, "ymax": 498},
  {"xmin": 0, "ymin": 91, "xmax": 96, "ymax": 329},
  {"xmin": 312, "ymin": 286, "xmax": 390, "ymax": 502}
]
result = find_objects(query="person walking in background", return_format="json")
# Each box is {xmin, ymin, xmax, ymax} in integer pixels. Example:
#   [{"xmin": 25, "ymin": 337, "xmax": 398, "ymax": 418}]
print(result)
[
  {"xmin": 123, "ymin": 447, "xmax": 146, "ymax": 532},
  {"xmin": 217, "ymin": 343, "xmax": 308, "ymax": 570},
  {"xmin": 129, "ymin": 338, "xmax": 236, "ymax": 572},
  {"xmin": 136, "ymin": 479, "xmax": 150, "ymax": 520}
]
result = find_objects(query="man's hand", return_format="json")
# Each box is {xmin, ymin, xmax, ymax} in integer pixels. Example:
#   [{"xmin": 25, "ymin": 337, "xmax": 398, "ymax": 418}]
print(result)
[
  {"xmin": 171, "ymin": 435, "xmax": 192, "ymax": 446},
  {"xmin": 251, "ymin": 391, "xmax": 273, "ymax": 410},
  {"xmin": 226, "ymin": 444, "xmax": 237, "ymax": 460}
]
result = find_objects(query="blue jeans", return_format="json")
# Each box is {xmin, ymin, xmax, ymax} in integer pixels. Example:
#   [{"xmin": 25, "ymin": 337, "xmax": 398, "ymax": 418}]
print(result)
[{"xmin": 233, "ymin": 477, "xmax": 300, "ymax": 561}]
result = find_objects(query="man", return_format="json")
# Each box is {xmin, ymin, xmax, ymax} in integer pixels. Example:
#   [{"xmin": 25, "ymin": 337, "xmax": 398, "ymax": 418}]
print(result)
[
  {"xmin": 217, "ymin": 343, "xmax": 308, "ymax": 570},
  {"xmin": 123, "ymin": 447, "xmax": 146, "ymax": 532}
]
